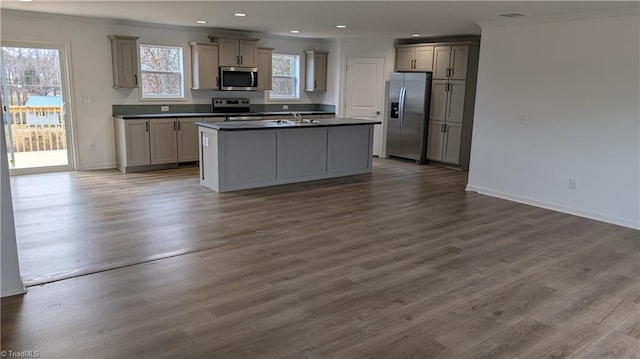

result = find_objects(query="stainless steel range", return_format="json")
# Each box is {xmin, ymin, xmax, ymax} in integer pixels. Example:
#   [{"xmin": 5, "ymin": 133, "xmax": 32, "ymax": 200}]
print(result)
[{"xmin": 212, "ymin": 98, "xmax": 264, "ymax": 121}]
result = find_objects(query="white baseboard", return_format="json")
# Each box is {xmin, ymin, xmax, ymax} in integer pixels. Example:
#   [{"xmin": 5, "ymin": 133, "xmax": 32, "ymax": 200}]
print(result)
[
  {"xmin": 1, "ymin": 279, "xmax": 26, "ymax": 298},
  {"xmin": 78, "ymin": 163, "xmax": 117, "ymax": 171},
  {"xmin": 465, "ymin": 184, "xmax": 640, "ymax": 230}
]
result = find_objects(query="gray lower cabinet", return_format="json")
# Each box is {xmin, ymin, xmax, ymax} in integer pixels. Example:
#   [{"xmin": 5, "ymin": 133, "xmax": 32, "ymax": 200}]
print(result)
[
  {"xmin": 199, "ymin": 124, "xmax": 374, "ymax": 192},
  {"xmin": 149, "ymin": 119, "xmax": 178, "ymax": 164},
  {"xmin": 278, "ymin": 128, "xmax": 328, "ymax": 179},
  {"xmin": 115, "ymin": 117, "xmax": 214, "ymax": 172},
  {"xmin": 177, "ymin": 118, "xmax": 200, "ymax": 162},
  {"xmin": 221, "ymin": 131, "xmax": 278, "ymax": 186},
  {"xmin": 428, "ymin": 79, "xmax": 466, "ymax": 166},
  {"xmin": 327, "ymin": 126, "xmax": 372, "ymax": 173},
  {"xmin": 122, "ymin": 119, "xmax": 150, "ymax": 166}
]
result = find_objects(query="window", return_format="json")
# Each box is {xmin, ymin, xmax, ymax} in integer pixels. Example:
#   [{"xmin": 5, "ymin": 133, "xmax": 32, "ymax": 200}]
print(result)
[
  {"xmin": 269, "ymin": 54, "xmax": 300, "ymax": 100},
  {"xmin": 139, "ymin": 44, "xmax": 184, "ymax": 99}
]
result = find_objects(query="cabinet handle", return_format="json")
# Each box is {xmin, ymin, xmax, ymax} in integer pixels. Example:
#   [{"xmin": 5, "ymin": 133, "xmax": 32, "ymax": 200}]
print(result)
[
  {"xmin": 441, "ymin": 123, "xmax": 445, "ymax": 132},
  {"xmin": 314, "ymin": 80, "xmax": 317, "ymax": 89},
  {"xmin": 216, "ymin": 77, "xmax": 219, "ymax": 88},
  {"xmin": 444, "ymin": 124, "xmax": 448, "ymax": 132},
  {"xmin": 134, "ymin": 74, "xmax": 138, "ymax": 85},
  {"xmin": 145, "ymin": 121, "xmax": 149, "ymax": 132},
  {"xmin": 450, "ymin": 68, "xmax": 454, "ymax": 77},
  {"xmin": 177, "ymin": 120, "xmax": 181, "ymax": 131},
  {"xmin": 236, "ymin": 55, "xmax": 239, "ymax": 65},
  {"xmin": 412, "ymin": 59, "xmax": 416, "ymax": 69},
  {"xmin": 240, "ymin": 55, "xmax": 243, "ymax": 64}
]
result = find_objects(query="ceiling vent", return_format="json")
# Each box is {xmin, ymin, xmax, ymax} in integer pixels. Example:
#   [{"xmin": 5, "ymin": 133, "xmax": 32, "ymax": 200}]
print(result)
[{"xmin": 498, "ymin": 13, "xmax": 526, "ymax": 18}]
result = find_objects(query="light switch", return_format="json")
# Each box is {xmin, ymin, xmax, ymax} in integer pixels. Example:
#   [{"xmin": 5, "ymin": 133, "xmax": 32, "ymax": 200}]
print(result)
[
  {"xmin": 161, "ymin": 106, "xmax": 170, "ymax": 112},
  {"xmin": 81, "ymin": 95, "xmax": 94, "ymax": 103}
]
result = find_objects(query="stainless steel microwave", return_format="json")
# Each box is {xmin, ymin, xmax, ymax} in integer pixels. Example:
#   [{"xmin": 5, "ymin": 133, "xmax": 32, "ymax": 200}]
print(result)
[{"xmin": 219, "ymin": 66, "xmax": 258, "ymax": 91}]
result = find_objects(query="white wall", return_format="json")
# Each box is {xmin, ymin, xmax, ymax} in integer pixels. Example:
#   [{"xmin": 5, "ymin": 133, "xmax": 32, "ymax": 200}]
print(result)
[
  {"xmin": 1, "ymin": 122, "xmax": 25, "ymax": 297},
  {"xmin": 0, "ymin": 10, "xmax": 331, "ymax": 170},
  {"xmin": 467, "ymin": 10, "xmax": 640, "ymax": 229}
]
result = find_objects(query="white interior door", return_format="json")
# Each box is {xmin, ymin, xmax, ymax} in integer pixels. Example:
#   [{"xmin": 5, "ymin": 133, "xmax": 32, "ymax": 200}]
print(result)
[{"xmin": 344, "ymin": 57, "xmax": 385, "ymax": 156}]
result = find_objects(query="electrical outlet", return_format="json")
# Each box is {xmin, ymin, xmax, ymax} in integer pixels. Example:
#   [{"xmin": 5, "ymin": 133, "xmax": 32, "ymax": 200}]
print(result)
[
  {"xmin": 89, "ymin": 143, "xmax": 96, "ymax": 151},
  {"xmin": 282, "ymin": 105, "xmax": 289, "ymax": 110},
  {"xmin": 569, "ymin": 178, "xmax": 577, "ymax": 190},
  {"xmin": 161, "ymin": 106, "xmax": 170, "ymax": 112},
  {"xmin": 82, "ymin": 95, "xmax": 94, "ymax": 103}
]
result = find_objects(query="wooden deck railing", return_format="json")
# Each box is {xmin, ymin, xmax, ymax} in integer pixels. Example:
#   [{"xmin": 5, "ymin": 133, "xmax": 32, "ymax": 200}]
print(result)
[{"xmin": 6, "ymin": 106, "xmax": 66, "ymax": 152}]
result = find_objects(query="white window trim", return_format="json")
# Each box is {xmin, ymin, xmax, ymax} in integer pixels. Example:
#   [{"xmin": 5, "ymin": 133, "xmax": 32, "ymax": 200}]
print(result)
[
  {"xmin": 139, "ymin": 44, "xmax": 185, "ymax": 100},
  {"xmin": 267, "ymin": 54, "xmax": 301, "ymax": 102}
]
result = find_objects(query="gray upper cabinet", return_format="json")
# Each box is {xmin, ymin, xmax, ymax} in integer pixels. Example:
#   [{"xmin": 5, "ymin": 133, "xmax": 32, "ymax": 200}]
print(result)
[
  {"xmin": 108, "ymin": 35, "xmax": 139, "ymax": 88},
  {"xmin": 425, "ymin": 41, "xmax": 479, "ymax": 169},
  {"xmin": 189, "ymin": 42, "xmax": 219, "ymax": 90},
  {"xmin": 257, "ymin": 47, "xmax": 274, "ymax": 91},
  {"xmin": 395, "ymin": 45, "xmax": 433, "ymax": 72},
  {"xmin": 433, "ymin": 45, "xmax": 469, "ymax": 80},
  {"xmin": 304, "ymin": 50, "xmax": 328, "ymax": 92},
  {"xmin": 209, "ymin": 36, "xmax": 259, "ymax": 67}
]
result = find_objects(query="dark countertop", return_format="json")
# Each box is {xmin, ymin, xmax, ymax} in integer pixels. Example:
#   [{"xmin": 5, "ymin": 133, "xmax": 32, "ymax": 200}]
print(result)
[
  {"xmin": 195, "ymin": 118, "xmax": 381, "ymax": 131},
  {"xmin": 114, "ymin": 111, "xmax": 335, "ymax": 119}
]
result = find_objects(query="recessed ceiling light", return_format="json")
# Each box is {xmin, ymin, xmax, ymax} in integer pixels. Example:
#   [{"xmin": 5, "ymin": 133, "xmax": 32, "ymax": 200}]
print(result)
[
  {"xmin": 196, "ymin": 20, "xmax": 207, "ymax": 24},
  {"xmin": 411, "ymin": 34, "xmax": 421, "ymax": 37},
  {"xmin": 290, "ymin": 30, "xmax": 300, "ymax": 34},
  {"xmin": 336, "ymin": 25, "xmax": 347, "ymax": 29},
  {"xmin": 234, "ymin": 13, "xmax": 247, "ymax": 17}
]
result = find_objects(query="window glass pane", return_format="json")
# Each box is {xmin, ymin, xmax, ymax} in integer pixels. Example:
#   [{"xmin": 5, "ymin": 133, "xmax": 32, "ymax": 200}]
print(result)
[
  {"xmin": 272, "ymin": 55, "xmax": 295, "ymax": 76},
  {"xmin": 272, "ymin": 77, "xmax": 295, "ymax": 97},
  {"xmin": 139, "ymin": 44, "xmax": 184, "ymax": 98},
  {"xmin": 270, "ymin": 54, "xmax": 299, "ymax": 99},
  {"xmin": 140, "ymin": 46, "xmax": 180, "ymax": 72},
  {"xmin": 141, "ymin": 73, "xmax": 181, "ymax": 96}
]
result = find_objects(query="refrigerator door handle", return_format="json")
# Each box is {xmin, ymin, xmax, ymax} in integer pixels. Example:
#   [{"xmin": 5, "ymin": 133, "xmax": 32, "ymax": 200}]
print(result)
[{"xmin": 399, "ymin": 86, "xmax": 406, "ymax": 129}]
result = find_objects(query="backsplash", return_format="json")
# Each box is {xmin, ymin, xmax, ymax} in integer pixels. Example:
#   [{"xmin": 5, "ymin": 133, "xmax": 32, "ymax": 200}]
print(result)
[
  {"xmin": 250, "ymin": 103, "xmax": 335, "ymax": 113},
  {"xmin": 112, "ymin": 104, "xmax": 212, "ymax": 115},
  {"xmin": 112, "ymin": 103, "xmax": 335, "ymax": 115}
]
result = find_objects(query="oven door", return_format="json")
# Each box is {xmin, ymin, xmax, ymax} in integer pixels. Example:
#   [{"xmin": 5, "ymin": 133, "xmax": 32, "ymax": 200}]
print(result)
[{"xmin": 219, "ymin": 67, "xmax": 258, "ymax": 91}]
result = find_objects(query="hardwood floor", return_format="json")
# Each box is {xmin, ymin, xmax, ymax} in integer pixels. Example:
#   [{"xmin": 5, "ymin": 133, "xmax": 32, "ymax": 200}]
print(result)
[{"xmin": 2, "ymin": 158, "xmax": 639, "ymax": 358}]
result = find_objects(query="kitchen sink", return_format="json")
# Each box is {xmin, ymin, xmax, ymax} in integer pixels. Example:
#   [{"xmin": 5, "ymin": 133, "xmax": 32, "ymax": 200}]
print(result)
[
  {"xmin": 265, "ymin": 119, "xmax": 296, "ymax": 125},
  {"xmin": 264, "ymin": 119, "xmax": 324, "ymax": 126}
]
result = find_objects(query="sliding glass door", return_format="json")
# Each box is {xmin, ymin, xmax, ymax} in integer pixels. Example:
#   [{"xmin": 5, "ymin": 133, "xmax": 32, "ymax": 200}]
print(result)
[{"xmin": 1, "ymin": 43, "xmax": 74, "ymax": 174}]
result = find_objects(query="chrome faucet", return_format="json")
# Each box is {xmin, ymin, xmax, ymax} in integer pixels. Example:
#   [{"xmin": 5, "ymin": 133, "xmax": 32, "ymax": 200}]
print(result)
[{"xmin": 290, "ymin": 112, "xmax": 303, "ymax": 123}]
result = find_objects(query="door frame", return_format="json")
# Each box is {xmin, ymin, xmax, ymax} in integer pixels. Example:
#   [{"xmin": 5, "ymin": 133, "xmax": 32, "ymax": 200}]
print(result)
[
  {"xmin": 343, "ymin": 56, "xmax": 386, "ymax": 157},
  {"xmin": 1, "ymin": 41, "xmax": 77, "ymax": 175}
]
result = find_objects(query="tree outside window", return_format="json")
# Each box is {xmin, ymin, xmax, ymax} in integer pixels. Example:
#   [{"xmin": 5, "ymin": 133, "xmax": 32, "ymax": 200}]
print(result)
[
  {"xmin": 139, "ymin": 45, "xmax": 184, "ymax": 99},
  {"xmin": 269, "ymin": 54, "xmax": 299, "ymax": 100}
]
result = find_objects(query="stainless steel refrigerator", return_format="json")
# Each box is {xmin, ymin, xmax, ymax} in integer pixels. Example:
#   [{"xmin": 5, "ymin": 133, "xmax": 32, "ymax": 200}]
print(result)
[{"xmin": 386, "ymin": 72, "xmax": 431, "ymax": 164}]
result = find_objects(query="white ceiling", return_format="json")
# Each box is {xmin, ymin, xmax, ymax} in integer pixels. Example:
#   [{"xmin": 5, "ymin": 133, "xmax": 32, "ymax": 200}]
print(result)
[{"xmin": 2, "ymin": 1, "xmax": 638, "ymax": 39}]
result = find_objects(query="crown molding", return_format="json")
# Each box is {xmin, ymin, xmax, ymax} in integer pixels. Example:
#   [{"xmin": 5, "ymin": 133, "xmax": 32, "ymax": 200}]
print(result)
[{"xmin": 478, "ymin": 7, "xmax": 639, "ymax": 29}]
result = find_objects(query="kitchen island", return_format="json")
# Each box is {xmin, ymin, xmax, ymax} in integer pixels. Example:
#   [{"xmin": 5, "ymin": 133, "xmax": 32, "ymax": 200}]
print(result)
[{"xmin": 196, "ymin": 118, "xmax": 380, "ymax": 192}]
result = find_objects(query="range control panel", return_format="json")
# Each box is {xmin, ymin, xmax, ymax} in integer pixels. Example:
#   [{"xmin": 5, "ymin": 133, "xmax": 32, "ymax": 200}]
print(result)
[{"xmin": 212, "ymin": 98, "xmax": 250, "ymax": 110}]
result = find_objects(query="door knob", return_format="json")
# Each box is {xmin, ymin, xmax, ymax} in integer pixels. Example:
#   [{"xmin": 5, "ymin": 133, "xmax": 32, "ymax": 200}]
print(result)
[{"xmin": 375, "ymin": 111, "xmax": 381, "ymax": 115}]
